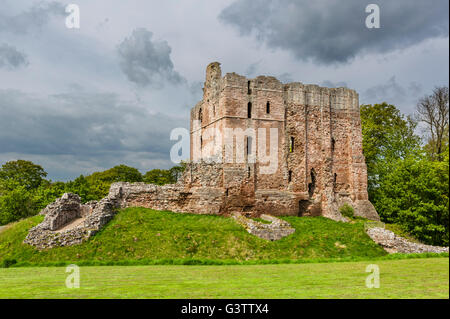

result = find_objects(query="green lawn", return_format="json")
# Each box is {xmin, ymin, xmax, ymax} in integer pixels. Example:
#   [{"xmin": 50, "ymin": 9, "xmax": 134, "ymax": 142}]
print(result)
[
  {"xmin": 0, "ymin": 207, "xmax": 388, "ymax": 266},
  {"xmin": 0, "ymin": 258, "xmax": 447, "ymax": 298}
]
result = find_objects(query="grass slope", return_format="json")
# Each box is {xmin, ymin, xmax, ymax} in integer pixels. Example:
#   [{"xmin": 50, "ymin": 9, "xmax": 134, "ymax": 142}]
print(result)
[
  {"xmin": 1, "ymin": 207, "xmax": 389, "ymax": 266},
  {"xmin": 0, "ymin": 258, "xmax": 448, "ymax": 298}
]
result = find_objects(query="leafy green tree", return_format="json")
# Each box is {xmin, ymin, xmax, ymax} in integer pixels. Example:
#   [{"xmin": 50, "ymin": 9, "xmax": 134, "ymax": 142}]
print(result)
[
  {"xmin": 360, "ymin": 103, "xmax": 421, "ymax": 196},
  {"xmin": 373, "ymin": 154, "xmax": 449, "ymax": 246},
  {"xmin": 64, "ymin": 175, "xmax": 96, "ymax": 203},
  {"xmin": 169, "ymin": 164, "xmax": 186, "ymax": 183},
  {"xmin": 144, "ymin": 169, "xmax": 173, "ymax": 185},
  {"xmin": 86, "ymin": 165, "xmax": 143, "ymax": 199},
  {"xmin": 0, "ymin": 180, "xmax": 35, "ymax": 225},
  {"xmin": 32, "ymin": 181, "xmax": 66, "ymax": 212},
  {"xmin": 0, "ymin": 160, "xmax": 47, "ymax": 190}
]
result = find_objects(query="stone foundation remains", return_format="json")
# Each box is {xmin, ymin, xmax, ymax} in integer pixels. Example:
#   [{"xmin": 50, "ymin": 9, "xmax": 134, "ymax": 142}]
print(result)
[{"xmin": 366, "ymin": 227, "xmax": 449, "ymax": 254}]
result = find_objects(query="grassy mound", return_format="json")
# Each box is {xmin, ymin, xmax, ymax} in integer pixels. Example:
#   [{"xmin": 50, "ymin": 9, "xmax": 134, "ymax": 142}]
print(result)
[{"xmin": 0, "ymin": 207, "xmax": 388, "ymax": 266}]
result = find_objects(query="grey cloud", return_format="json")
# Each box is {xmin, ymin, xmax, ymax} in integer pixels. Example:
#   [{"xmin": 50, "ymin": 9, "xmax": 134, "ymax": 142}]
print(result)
[
  {"xmin": 0, "ymin": 1, "xmax": 65, "ymax": 35},
  {"xmin": 245, "ymin": 61, "xmax": 261, "ymax": 77},
  {"xmin": 117, "ymin": 28, "xmax": 185, "ymax": 88},
  {"xmin": 277, "ymin": 73, "xmax": 293, "ymax": 83},
  {"xmin": 364, "ymin": 76, "xmax": 407, "ymax": 102},
  {"xmin": 0, "ymin": 88, "xmax": 189, "ymax": 180},
  {"xmin": 0, "ymin": 43, "xmax": 28, "ymax": 69},
  {"xmin": 361, "ymin": 76, "xmax": 424, "ymax": 113},
  {"xmin": 219, "ymin": 0, "xmax": 449, "ymax": 64},
  {"xmin": 321, "ymin": 80, "xmax": 348, "ymax": 88}
]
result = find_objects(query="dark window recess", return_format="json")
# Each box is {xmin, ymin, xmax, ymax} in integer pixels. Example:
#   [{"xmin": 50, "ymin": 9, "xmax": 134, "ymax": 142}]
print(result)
[
  {"xmin": 308, "ymin": 168, "xmax": 316, "ymax": 197},
  {"xmin": 247, "ymin": 81, "xmax": 251, "ymax": 94},
  {"xmin": 199, "ymin": 108, "xmax": 203, "ymax": 123},
  {"xmin": 333, "ymin": 173, "xmax": 337, "ymax": 189},
  {"xmin": 331, "ymin": 137, "xmax": 335, "ymax": 153},
  {"xmin": 246, "ymin": 136, "xmax": 252, "ymax": 155},
  {"xmin": 200, "ymin": 136, "xmax": 203, "ymax": 149},
  {"xmin": 248, "ymin": 167, "xmax": 251, "ymax": 178},
  {"xmin": 247, "ymin": 102, "xmax": 252, "ymax": 118},
  {"xmin": 288, "ymin": 170, "xmax": 292, "ymax": 182},
  {"xmin": 266, "ymin": 101, "xmax": 270, "ymax": 113},
  {"xmin": 289, "ymin": 137, "xmax": 294, "ymax": 152},
  {"xmin": 298, "ymin": 200, "xmax": 309, "ymax": 217}
]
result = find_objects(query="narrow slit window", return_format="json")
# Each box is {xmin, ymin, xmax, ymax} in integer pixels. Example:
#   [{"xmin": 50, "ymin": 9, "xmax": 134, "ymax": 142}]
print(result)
[
  {"xmin": 246, "ymin": 136, "xmax": 252, "ymax": 155},
  {"xmin": 266, "ymin": 101, "xmax": 270, "ymax": 114},
  {"xmin": 248, "ymin": 167, "xmax": 251, "ymax": 178},
  {"xmin": 247, "ymin": 102, "xmax": 252, "ymax": 118},
  {"xmin": 247, "ymin": 81, "xmax": 251, "ymax": 94},
  {"xmin": 288, "ymin": 170, "xmax": 292, "ymax": 182},
  {"xmin": 331, "ymin": 137, "xmax": 335, "ymax": 153},
  {"xmin": 199, "ymin": 108, "xmax": 202, "ymax": 123},
  {"xmin": 289, "ymin": 137, "xmax": 294, "ymax": 152},
  {"xmin": 308, "ymin": 168, "xmax": 316, "ymax": 197}
]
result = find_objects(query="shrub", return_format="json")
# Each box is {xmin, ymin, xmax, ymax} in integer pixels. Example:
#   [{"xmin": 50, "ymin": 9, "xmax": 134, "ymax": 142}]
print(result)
[
  {"xmin": 339, "ymin": 204, "xmax": 354, "ymax": 218},
  {"xmin": 1, "ymin": 258, "xmax": 17, "ymax": 268}
]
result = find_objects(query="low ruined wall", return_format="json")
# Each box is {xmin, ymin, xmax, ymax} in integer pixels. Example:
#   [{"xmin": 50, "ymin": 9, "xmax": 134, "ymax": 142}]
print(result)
[
  {"xmin": 39, "ymin": 193, "xmax": 82, "ymax": 231},
  {"xmin": 24, "ymin": 194, "xmax": 120, "ymax": 250}
]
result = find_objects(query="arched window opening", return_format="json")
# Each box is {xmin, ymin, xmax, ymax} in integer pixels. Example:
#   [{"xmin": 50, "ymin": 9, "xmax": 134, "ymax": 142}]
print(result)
[
  {"xmin": 247, "ymin": 102, "xmax": 252, "ymax": 118},
  {"xmin": 308, "ymin": 168, "xmax": 316, "ymax": 197},
  {"xmin": 266, "ymin": 101, "xmax": 270, "ymax": 114},
  {"xmin": 288, "ymin": 170, "xmax": 292, "ymax": 182}
]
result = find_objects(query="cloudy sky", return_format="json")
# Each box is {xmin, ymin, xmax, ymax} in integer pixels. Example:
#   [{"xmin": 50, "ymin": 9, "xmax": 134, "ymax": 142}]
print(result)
[{"xmin": 0, "ymin": 0, "xmax": 448, "ymax": 180}]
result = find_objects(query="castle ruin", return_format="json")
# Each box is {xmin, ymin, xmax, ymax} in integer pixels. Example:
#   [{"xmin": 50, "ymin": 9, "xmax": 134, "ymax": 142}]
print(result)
[
  {"xmin": 25, "ymin": 62, "xmax": 382, "ymax": 249},
  {"xmin": 183, "ymin": 62, "xmax": 379, "ymax": 221}
]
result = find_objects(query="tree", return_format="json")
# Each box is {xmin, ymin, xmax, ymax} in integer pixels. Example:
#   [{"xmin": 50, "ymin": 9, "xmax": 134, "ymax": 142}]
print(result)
[
  {"xmin": 373, "ymin": 154, "xmax": 449, "ymax": 246},
  {"xmin": 0, "ymin": 180, "xmax": 35, "ymax": 225},
  {"xmin": 143, "ymin": 169, "xmax": 173, "ymax": 185},
  {"xmin": 64, "ymin": 175, "xmax": 95, "ymax": 203},
  {"xmin": 86, "ymin": 165, "xmax": 143, "ymax": 199},
  {"xmin": 169, "ymin": 164, "xmax": 186, "ymax": 183},
  {"xmin": 416, "ymin": 86, "xmax": 449, "ymax": 161},
  {"xmin": 0, "ymin": 160, "xmax": 47, "ymax": 190},
  {"xmin": 360, "ymin": 103, "xmax": 421, "ymax": 196}
]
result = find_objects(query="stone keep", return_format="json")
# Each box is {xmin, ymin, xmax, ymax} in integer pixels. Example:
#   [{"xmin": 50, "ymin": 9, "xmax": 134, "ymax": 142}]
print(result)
[{"xmin": 186, "ymin": 62, "xmax": 379, "ymax": 221}]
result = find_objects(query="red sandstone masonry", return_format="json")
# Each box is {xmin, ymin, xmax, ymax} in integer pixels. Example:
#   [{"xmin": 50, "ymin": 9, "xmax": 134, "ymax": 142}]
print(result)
[{"xmin": 185, "ymin": 62, "xmax": 379, "ymax": 221}]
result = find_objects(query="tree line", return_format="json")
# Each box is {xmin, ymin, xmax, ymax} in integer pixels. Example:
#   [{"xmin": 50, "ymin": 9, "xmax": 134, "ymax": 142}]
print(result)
[
  {"xmin": 361, "ymin": 86, "xmax": 448, "ymax": 246},
  {"xmin": 0, "ymin": 162, "xmax": 185, "ymax": 226}
]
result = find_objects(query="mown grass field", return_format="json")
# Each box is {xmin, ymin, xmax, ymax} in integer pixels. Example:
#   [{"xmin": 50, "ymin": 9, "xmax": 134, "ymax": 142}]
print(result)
[
  {"xmin": 0, "ymin": 258, "xmax": 448, "ymax": 298},
  {"xmin": 0, "ymin": 207, "xmax": 388, "ymax": 266}
]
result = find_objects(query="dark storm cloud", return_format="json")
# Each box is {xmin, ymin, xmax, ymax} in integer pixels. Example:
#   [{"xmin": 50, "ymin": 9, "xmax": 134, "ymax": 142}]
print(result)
[
  {"xmin": 117, "ymin": 28, "xmax": 185, "ymax": 88},
  {"xmin": 0, "ymin": 1, "xmax": 65, "ymax": 34},
  {"xmin": 0, "ymin": 43, "xmax": 28, "ymax": 69},
  {"xmin": 219, "ymin": 0, "xmax": 449, "ymax": 64},
  {"xmin": 0, "ymin": 89, "xmax": 188, "ymax": 159}
]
